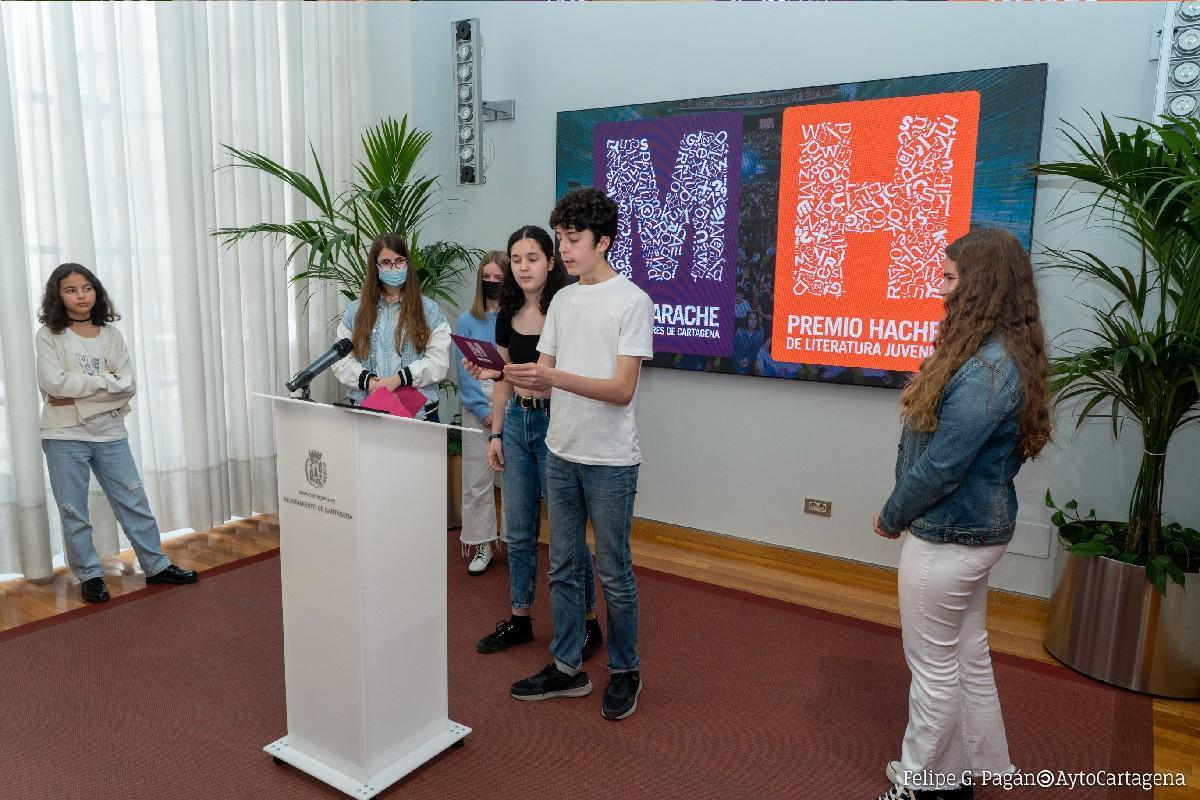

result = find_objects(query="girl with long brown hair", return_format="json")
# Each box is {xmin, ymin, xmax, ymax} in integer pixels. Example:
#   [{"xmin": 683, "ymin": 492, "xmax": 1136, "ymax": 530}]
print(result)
[
  {"xmin": 872, "ymin": 228, "xmax": 1051, "ymax": 800},
  {"xmin": 460, "ymin": 225, "xmax": 602, "ymax": 663},
  {"xmin": 331, "ymin": 233, "xmax": 451, "ymax": 422}
]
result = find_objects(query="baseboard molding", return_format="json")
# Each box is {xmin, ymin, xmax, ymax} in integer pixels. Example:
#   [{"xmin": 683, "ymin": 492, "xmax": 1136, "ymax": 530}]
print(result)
[
  {"xmin": 630, "ymin": 514, "xmax": 1049, "ymax": 612},
  {"xmin": 632, "ymin": 515, "xmax": 892, "ymax": 576}
]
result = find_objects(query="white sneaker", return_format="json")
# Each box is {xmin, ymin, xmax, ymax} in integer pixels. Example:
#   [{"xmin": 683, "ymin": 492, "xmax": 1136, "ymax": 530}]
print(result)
[
  {"xmin": 876, "ymin": 771, "xmax": 975, "ymax": 800},
  {"xmin": 468, "ymin": 542, "xmax": 493, "ymax": 575}
]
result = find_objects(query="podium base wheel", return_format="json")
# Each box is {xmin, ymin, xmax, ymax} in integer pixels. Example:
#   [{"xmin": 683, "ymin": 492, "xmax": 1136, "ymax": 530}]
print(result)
[
  {"xmin": 451, "ymin": 738, "xmax": 466, "ymax": 749},
  {"xmin": 272, "ymin": 756, "xmax": 285, "ymax": 765}
]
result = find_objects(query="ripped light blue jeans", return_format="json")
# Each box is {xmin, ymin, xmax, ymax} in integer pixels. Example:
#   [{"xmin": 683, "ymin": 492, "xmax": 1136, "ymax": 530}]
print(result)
[{"xmin": 42, "ymin": 438, "xmax": 170, "ymax": 582}]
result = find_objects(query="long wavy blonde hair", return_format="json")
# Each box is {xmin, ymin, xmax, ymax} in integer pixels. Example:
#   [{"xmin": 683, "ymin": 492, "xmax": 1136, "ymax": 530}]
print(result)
[{"xmin": 900, "ymin": 228, "xmax": 1052, "ymax": 460}]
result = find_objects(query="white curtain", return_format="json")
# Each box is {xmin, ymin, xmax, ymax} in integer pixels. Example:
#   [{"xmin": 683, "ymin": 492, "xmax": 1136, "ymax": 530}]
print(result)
[{"xmin": 0, "ymin": 2, "xmax": 370, "ymax": 579}]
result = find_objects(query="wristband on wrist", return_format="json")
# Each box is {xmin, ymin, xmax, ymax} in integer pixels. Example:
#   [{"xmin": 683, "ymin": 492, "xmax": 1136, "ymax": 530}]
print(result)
[{"xmin": 488, "ymin": 432, "xmax": 503, "ymax": 441}]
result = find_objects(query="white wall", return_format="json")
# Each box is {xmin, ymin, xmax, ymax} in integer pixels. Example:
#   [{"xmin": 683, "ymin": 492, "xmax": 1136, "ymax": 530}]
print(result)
[
  {"xmin": 387, "ymin": 2, "xmax": 1198, "ymax": 597},
  {"xmin": 367, "ymin": 4, "xmax": 412, "ymax": 127}
]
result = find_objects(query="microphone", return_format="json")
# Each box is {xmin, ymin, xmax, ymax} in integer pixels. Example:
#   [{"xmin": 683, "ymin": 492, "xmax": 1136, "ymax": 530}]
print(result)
[{"xmin": 286, "ymin": 339, "xmax": 353, "ymax": 393}]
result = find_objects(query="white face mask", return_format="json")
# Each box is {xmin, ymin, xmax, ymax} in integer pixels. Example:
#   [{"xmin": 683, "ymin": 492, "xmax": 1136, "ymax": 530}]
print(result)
[{"xmin": 379, "ymin": 267, "xmax": 408, "ymax": 288}]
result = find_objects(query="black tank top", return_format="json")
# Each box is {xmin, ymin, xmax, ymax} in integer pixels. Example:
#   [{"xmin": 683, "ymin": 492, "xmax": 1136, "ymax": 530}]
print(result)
[{"xmin": 496, "ymin": 311, "xmax": 541, "ymax": 365}]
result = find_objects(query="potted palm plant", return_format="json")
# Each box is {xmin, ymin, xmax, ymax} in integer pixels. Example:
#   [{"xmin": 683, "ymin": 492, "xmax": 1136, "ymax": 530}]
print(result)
[
  {"xmin": 212, "ymin": 115, "xmax": 478, "ymax": 526},
  {"xmin": 1034, "ymin": 114, "xmax": 1200, "ymax": 698}
]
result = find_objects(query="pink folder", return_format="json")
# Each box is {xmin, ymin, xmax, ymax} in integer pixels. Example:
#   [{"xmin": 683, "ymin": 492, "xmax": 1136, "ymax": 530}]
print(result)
[{"xmin": 361, "ymin": 385, "xmax": 428, "ymax": 418}]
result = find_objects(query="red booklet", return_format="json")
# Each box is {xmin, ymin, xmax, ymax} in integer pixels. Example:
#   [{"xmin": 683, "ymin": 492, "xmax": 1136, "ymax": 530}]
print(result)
[
  {"xmin": 360, "ymin": 385, "xmax": 428, "ymax": 418},
  {"xmin": 452, "ymin": 334, "xmax": 508, "ymax": 371}
]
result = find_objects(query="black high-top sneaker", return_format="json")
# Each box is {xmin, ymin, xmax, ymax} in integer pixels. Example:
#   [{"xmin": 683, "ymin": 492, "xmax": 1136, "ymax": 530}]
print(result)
[
  {"xmin": 874, "ymin": 782, "xmax": 974, "ymax": 800},
  {"xmin": 476, "ymin": 615, "xmax": 533, "ymax": 654}
]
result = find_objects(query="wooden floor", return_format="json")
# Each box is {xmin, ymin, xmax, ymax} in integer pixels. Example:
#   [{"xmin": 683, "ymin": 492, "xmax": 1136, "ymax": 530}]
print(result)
[{"xmin": 1, "ymin": 513, "xmax": 1196, "ymax": 797}]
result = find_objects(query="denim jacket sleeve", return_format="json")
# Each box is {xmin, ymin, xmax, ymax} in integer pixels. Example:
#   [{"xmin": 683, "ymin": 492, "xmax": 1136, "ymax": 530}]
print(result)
[
  {"xmin": 330, "ymin": 301, "xmax": 372, "ymax": 390},
  {"xmin": 455, "ymin": 312, "xmax": 491, "ymax": 421},
  {"xmin": 878, "ymin": 357, "xmax": 1019, "ymax": 536},
  {"xmin": 404, "ymin": 298, "xmax": 450, "ymax": 389}
]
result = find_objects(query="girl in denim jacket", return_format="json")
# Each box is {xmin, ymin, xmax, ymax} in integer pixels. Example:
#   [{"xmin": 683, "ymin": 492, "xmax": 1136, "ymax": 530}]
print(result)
[
  {"xmin": 331, "ymin": 233, "xmax": 451, "ymax": 422},
  {"xmin": 872, "ymin": 229, "xmax": 1052, "ymax": 800},
  {"xmin": 36, "ymin": 264, "xmax": 198, "ymax": 604}
]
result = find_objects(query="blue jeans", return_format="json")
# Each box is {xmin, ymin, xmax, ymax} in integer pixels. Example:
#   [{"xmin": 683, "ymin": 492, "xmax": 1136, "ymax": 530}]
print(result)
[
  {"xmin": 502, "ymin": 401, "xmax": 596, "ymax": 612},
  {"xmin": 546, "ymin": 451, "xmax": 640, "ymax": 674},
  {"xmin": 42, "ymin": 438, "xmax": 170, "ymax": 582}
]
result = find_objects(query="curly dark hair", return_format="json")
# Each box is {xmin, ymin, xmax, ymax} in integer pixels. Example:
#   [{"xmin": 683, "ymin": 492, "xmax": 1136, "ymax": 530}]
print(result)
[
  {"xmin": 499, "ymin": 225, "xmax": 569, "ymax": 317},
  {"xmin": 549, "ymin": 188, "xmax": 618, "ymax": 254},
  {"xmin": 38, "ymin": 263, "xmax": 120, "ymax": 334}
]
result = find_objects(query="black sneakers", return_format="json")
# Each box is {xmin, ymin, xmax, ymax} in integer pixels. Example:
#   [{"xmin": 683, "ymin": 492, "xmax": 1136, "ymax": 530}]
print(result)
[
  {"xmin": 510, "ymin": 661, "xmax": 641, "ymax": 719},
  {"xmin": 476, "ymin": 616, "xmax": 533, "ymax": 654},
  {"xmin": 875, "ymin": 783, "xmax": 974, "ymax": 800},
  {"xmin": 510, "ymin": 664, "xmax": 593, "ymax": 700},
  {"xmin": 581, "ymin": 618, "xmax": 603, "ymax": 662},
  {"xmin": 601, "ymin": 670, "xmax": 642, "ymax": 720},
  {"xmin": 80, "ymin": 576, "xmax": 109, "ymax": 604}
]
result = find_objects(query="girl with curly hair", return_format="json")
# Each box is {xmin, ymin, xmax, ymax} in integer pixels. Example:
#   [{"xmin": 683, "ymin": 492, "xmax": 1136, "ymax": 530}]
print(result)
[{"xmin": 872, "ymin": 228, "xmax": 1052, "ymax": 800}]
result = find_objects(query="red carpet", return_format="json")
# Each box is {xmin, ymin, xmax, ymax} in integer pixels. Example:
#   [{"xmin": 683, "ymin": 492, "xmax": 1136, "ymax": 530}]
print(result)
[{"xmin": 0, "ymin": 534, "xmax": 1152, "ymax": 799}]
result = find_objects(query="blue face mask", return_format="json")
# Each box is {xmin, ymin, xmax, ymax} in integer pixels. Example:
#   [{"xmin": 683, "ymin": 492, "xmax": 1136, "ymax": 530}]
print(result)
[{"xmin": 379, "ymin": 267, "xmax": 408, "ymax": 288}]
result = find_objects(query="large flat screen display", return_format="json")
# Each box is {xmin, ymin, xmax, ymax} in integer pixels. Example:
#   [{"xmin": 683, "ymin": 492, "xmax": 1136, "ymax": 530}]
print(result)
[{"xmin": 555, "ymin": 64, "xmax": 1047, "ymax": 387}]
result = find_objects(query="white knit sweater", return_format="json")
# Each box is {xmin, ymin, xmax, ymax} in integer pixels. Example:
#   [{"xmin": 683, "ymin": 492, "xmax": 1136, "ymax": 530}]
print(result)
[{"xmin": 35, "ymin": 324, "xmax": 136, "ymax": 430}]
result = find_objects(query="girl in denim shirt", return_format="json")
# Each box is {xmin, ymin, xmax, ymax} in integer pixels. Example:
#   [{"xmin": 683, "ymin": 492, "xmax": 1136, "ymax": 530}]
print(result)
[
  {"xmin": 872, "ymin": 229, "xmax": 1051, "ymax": 800},
  {"xmin": 331, "ymin": 233, "xmax": 451, "ymax": 422}
]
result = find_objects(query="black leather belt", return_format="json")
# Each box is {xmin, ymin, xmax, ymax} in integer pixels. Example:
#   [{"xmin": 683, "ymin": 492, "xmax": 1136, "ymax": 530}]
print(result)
[{"xmin": 515, "ymin": 395, "xmax": 550, "ymax": 409}]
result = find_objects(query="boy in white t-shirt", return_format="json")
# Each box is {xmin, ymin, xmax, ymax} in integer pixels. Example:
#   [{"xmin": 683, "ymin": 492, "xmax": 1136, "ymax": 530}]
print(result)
[{"xmin": 505, "ymin": 188, "xmax": 654, "ymax": 720}]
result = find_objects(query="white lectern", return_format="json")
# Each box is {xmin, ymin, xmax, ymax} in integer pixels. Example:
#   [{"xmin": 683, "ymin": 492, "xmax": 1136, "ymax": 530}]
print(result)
[{"xmin": 255, "ymin": 394, "xmax": 474, "ymax": 798}]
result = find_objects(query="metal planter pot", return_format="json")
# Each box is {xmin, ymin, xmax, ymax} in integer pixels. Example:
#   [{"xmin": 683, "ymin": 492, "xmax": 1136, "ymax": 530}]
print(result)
[{"xmin": 1044, "ymin": 551, "xmax": 1200, "ymax": 698}]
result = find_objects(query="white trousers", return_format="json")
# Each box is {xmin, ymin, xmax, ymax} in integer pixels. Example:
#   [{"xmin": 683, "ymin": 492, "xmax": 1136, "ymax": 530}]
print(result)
[
  {"xmin": 897, "ymin": 533, "xmax": 1014, "ymax": 789},
  {"xmin": 459, "ymin": 408, "xmax": 504, "ymax": 546}
]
